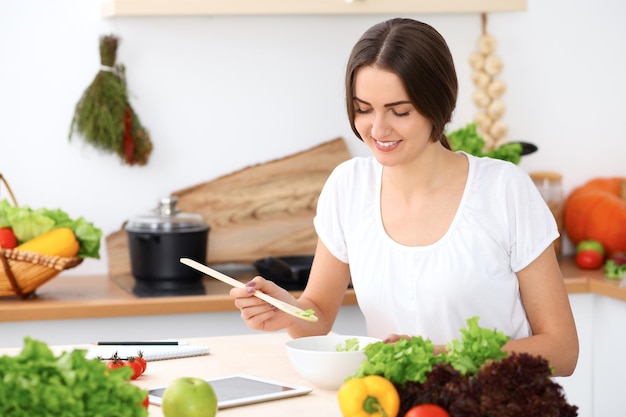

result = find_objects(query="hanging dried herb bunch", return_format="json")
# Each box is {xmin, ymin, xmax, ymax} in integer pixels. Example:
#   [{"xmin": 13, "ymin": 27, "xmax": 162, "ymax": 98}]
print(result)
[{"xmin": 69, "ymin": 34, "xmax": 153, "ymax": 165}]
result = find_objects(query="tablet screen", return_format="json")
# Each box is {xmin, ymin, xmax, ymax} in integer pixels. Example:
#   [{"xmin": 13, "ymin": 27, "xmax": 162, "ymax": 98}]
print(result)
[{"xmin": 148, "ymin": 375, "xmax": 313, "ymax": 409}]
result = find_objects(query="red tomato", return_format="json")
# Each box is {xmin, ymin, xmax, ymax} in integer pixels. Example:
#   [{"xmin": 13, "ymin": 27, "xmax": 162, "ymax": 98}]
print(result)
[
  {"xmin": 576, "ymin": 249, "xmax": 604, "ymax": 270},
  {"xmin": 106, "ymin": 358, "xmax": 126, "ymax": 370},
  {"xmin": 405, "ymin": 404, "xmax": 450, "ymax": 417},
  {"xmin": 135, "ymin": 352, "xmax": 147, "ymax": 374},
  {"xmin": 0, "ymin": 227, "xmax": 18, "ymax": 249},
  {"xmin": 142, "ymin": 394, "xmax": 149, "ymax": 409},
  {"xmin": 126, "ymin": 357, "xmax": 143, "ymax": 380}
]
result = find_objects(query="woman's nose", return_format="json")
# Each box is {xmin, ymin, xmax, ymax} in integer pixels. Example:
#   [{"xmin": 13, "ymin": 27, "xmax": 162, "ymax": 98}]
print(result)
[{"xmin": 371, "ymin": 114, "xmax": 390, "ymax": 139}]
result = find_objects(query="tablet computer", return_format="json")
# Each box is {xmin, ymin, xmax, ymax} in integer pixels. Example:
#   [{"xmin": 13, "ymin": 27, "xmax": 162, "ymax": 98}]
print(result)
[{"xmin": 147, "ymin": 374, "xmax": 313, "ymax": 409}]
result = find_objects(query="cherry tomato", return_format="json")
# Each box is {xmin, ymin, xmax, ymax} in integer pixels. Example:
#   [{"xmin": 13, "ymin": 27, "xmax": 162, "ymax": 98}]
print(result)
[
  {"xmin": 106, "ymin": 357, "xmax": 126, "ymax": 370},
  {"xmin": 576, "ymin": 249, "xmax": 603, "ymax": 270},
  {"xmin": 405, "ymin": 404, "xmax": 450, "ymax": 417},
  {"xmin": 126, "ymin": 357, "xmax": 144, "ymax": 380},
  {"xmin": 141, "ymin": 394, "xmax": 149, "ymax": 409},
  {"xmin": 0, "ymin": 227, "xmax": 18, "ymax": 249},
  {"xmin": 135, "ymin": 352, "xmax": 147, "ymax": 374}
]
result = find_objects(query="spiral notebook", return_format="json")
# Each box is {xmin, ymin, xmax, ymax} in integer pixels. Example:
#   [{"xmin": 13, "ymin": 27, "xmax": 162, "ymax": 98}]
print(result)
[{"xmin": 86, "ymin": 343, "xmax": 210, "ymax": 362}]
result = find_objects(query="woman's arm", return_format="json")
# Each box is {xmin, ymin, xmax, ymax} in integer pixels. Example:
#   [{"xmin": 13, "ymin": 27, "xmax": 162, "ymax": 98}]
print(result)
[
  {"xmin": 504, "ymin": 244, "xmax": 579, "ymax": 376},
  {"xmin": 229, "ymin": 238, "xmax": 351, "ymax": 337}
]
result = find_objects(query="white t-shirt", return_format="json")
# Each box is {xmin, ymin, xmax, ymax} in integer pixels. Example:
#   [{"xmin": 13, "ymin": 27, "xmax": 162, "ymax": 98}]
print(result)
[{"xmin": 313, "ymin": 153, "xmax": 558, "ymax": 344}]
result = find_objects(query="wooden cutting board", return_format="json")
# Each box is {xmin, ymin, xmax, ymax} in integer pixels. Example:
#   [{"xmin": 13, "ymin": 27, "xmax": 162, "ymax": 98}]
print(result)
[{"xmin": 105, "ymin": 137, "xmax": 351, "ymax": 277}]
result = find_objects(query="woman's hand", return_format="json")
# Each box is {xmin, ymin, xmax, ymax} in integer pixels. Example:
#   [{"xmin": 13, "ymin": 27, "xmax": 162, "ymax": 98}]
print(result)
[
  {"xmin": 230, "ymin": 239, "xmax": 352, "ymax": 337},
  {"xmin": 229, "ymin": 276, "xmax": 297, "ymax": 332},
  {"xmin": 383, "ymin": 333, "xmax": 411, "ymax": 344}
]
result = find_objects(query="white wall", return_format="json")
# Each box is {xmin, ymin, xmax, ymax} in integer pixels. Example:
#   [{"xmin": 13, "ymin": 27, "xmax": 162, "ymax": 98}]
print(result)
[{"xmin": 1, "ymin": 0, "xmax": 625, "ymax": 275}]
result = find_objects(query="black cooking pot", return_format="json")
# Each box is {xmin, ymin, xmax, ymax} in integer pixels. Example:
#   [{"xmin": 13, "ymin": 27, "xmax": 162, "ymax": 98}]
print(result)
[{"xmin": 126, "ymin": 197, "xmax": 209, "ymax": 296}]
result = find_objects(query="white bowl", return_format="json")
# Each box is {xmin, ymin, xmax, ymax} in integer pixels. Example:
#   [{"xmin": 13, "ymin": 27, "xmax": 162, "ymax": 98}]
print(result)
[{"xmin": 285, "ymin": 335, "xmax": 381, "ymax": 390}]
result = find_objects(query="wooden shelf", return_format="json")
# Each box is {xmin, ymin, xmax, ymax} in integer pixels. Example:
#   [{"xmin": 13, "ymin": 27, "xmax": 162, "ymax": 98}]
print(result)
[{"xmin": 101, "ymin": 0, "xmax": 528, "ymax": 17}]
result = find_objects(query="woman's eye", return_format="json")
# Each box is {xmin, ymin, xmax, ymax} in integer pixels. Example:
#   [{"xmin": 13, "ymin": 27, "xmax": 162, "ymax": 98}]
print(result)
[
  {"xmin": 393, "ymin": 110, "xmax": 410, "ymax": 117},
  {"xmin": 355, "ymin": 107, "xmax": 371, "ymax": 114}
]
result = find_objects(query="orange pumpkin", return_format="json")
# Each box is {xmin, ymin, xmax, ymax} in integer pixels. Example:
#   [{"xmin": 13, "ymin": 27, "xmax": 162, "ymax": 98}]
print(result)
[{"xmin": 564, "ymin": 177, "xmax": 626, "ymax": 256}]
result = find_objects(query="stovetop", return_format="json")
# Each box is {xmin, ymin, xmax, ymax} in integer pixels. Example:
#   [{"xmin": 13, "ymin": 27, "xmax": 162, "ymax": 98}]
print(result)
[
  {"xmin": 132, "ymin": 279, "xmax": 207, "ymax": 297},
  {"xmin": 111, "ymin": 263, "xmax": 259, "ymax": 298}
]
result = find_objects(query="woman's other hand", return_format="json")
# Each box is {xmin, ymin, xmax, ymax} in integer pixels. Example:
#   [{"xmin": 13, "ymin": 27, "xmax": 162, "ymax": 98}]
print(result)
[{"xmin": 383, "ymin": 333, "xmax": 411, "ymax": 343}]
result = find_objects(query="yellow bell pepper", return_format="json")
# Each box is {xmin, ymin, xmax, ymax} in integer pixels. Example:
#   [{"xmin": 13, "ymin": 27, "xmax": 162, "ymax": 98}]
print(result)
[
  {"xmin": 16, "ymin": 227, "xmax": 79, "ymax": 257},
  {"xmin": 338, "ymin": 375, "xmax": 400, "ymax": 417}
]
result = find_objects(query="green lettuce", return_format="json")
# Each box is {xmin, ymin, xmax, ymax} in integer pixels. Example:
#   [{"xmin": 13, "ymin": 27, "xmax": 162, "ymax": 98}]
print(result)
[
  {"xmin": 355, "ymin": 336, "xmax": 441, "ymax": 385},
  {"xmin": 443, "ymin": 316, "xmax": 510, "ymax": 375},
  {"xmin": 335, "ymin": 337, "xmax": 360, "ymax": 352},
  {"xmin": 0, "ymin": 337, "xmax": 147, "ymax": 417},
  {"xmin": 352, "ymin": 317, "xmax": 510, "ymax": 385},
  {"xmin": 448, "ymin": 122, "xmax": 522, "ymax": 165},
  {"xmin": 0, "ymin": 199, "xmax": 102, "ymax": 259}
]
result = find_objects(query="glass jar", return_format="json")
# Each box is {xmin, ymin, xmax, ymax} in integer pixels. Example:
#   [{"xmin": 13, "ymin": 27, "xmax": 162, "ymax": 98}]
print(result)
[{"xmin": 530, "ymin": 172, "xmax": 564, "ymax": 257}]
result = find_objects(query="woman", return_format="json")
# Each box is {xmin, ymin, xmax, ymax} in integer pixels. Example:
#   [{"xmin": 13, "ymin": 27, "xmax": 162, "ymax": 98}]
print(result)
[{"xmin": 230, "ymin": 18, "xmax": 578, "ymax": 377}]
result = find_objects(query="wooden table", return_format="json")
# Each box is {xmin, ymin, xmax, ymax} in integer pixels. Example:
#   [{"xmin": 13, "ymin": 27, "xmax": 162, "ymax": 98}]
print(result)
[
  {"xmin": 142, "ymin": 333, "xmax": 341, "ymax": 417},
  {"xmin": 0, "ymin": 332, "xmax": 343, "ymax": 417}
]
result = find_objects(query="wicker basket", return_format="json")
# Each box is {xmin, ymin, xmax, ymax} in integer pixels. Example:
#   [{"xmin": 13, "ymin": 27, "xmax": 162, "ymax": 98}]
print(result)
[
  {"xmin": 0, "ymin": 249, "xmax": 82, "ymax": 298},
  {"xmin": 0, "ymin": 173, "xmax": 83, "ymax": 298}
]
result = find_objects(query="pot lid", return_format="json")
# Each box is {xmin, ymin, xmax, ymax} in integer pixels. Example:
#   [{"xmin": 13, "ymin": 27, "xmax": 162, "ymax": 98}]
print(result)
[{"xmin": 126, "ymin": 197, "xmax": 208, "ymax": 232}]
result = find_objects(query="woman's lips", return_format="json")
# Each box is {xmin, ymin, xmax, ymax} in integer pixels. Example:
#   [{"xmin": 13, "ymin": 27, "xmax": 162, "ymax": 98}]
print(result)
[{"xmin": 374, "ymin": 139, "xmax": 400, "ymax": 152}]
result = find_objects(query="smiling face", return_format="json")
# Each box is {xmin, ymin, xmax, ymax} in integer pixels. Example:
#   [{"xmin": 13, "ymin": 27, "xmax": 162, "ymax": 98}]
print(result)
[
  {"xmin": 353, "ymin": 65, "xmax": 435, "ymax": 167},
  {"xmin": 344, "ymin": 19, "xmax": 458, "ymax": 154}
]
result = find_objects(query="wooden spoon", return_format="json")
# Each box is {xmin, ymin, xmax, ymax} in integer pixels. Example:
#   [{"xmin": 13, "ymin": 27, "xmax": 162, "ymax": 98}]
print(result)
[{"xmin": 180, "ymin": 258, "xmax": 319, "ymax": 322}]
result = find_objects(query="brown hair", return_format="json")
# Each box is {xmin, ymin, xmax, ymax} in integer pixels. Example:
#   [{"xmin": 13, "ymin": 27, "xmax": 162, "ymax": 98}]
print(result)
[{"xmin": 345, "ymin": 18, "xmax": 458, "ymax": 149}]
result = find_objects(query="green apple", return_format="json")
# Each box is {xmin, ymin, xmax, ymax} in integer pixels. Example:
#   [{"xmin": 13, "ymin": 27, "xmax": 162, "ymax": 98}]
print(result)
[
  {"xmin": 576, "ymin": 240, "xmax": 605, "ymax": 256},
  {"xmin": 162, "ymin": 377, "xmax": 217, "ymax": 417}
]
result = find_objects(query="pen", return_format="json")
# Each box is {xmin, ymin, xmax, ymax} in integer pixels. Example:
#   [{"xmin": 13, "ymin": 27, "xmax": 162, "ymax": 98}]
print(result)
[{"xmin": 93, "ymin": 341, "xmax": 180, "ymax": 346}]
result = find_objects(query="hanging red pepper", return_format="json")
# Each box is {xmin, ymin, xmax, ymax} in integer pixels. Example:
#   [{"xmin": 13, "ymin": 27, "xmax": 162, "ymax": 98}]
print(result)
[{"xmin": 124, "ymin": 107, "xmax": 134, "ymax": 165}]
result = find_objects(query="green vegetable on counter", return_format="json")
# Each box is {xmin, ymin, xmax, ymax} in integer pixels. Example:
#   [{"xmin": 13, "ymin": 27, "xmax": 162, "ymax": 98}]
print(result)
[
  {"xmin": 447, "ymin": 122, "xmax": 523, "ymax": 165},
  {"xmin": 604, "ymin": 259, "xmax": 626, "ymax": 280},
  {"xmin": 0, "ymin": 337, "xmax": 147, "ymax": 417},
  {"xmin": 336, "ymin": 338, "xmax": 360, "ymax": 352},
  {"xmin": 0, "ymin": 199, "xmax": 102, "ymax": 259},
  {"xmin": 353, "ymin": 316, "xmax": 510, "ymax": 385}
]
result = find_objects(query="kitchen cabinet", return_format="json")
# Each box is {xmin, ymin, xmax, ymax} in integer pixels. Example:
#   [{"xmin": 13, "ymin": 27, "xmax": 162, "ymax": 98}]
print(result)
[
  {"xmin": 588, "ymin": 295, "xmax": 626, "ymax": 417},
  {"xmin": 100, "ymin": 0, "xmax": 527, "ymax": 17},
  {"xmin": 554, "ymin": 294, "xmax": 593, "ymax": 417},
  {"xmin": 553, "ymin": 292, "xmax": 626, "ymax": 417}
]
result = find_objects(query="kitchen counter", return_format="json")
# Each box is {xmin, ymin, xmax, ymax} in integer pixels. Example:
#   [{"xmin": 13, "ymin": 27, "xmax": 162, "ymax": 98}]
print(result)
[
  {"xmin": 0, "ymin": 267, "xmax": 356, "ymax": 323},
  {"xmin": 0, "ymin": 257, "xmax": 624, "ymax": 323},
  {"xmin": 0, "ymin": 332, "xmax": 344, "ymax": 417}
]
